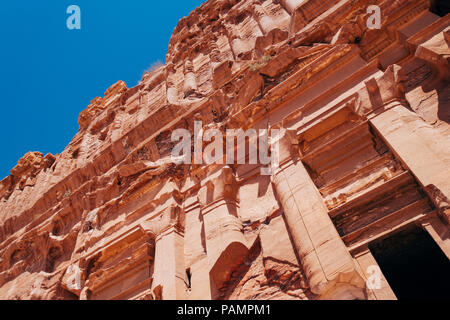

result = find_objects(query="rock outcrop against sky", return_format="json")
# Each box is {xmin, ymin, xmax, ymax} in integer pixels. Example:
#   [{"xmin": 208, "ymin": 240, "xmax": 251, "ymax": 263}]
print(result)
[{"xmin": 0, "ymin": 0, "xmax": 449, "ymax": 300}]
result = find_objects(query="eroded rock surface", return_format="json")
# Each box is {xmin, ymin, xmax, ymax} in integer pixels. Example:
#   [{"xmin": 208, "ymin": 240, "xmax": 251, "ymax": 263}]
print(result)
[{"xmin": 0, "ymin": 0, "xmax": 449, "ymax": 300}]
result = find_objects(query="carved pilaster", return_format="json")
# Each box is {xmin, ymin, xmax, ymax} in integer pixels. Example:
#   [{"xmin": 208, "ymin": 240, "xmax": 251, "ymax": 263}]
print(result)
[
  {"xmin": 370, "ymin": 102, "xmax": 450, "ymax": 228},
  {"xmin": 183, "ymin": 60, "xmax": 198, "ymax": 98},
  {"xmin": 166, "ymin": 63, "xmax": 178, "ymax": 104},
  {"xmin": 198, "ymin": 166, "xmax": 249, "ymax": 292},
  {"xmin": 149, "ymin": 204, "xmax": 186, "ymax": 300}
]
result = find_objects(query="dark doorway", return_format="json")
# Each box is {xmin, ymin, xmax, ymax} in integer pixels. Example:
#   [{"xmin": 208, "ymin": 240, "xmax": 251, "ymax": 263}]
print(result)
[
  {"xmin": 430, "ymin": 0, "xmax": 450, "ymax": 17},
  {"xmin": 369, "ymin": 225, "xmax": 450, "ymax": 300}
]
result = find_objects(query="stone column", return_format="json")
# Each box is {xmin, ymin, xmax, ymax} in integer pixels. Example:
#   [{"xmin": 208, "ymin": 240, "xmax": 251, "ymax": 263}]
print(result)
[
  {"xmin": 354, "ymin": 63, "xmax": 450, "ymax": 254},
  {"xmin": 149, "ymin": 205, "xmax": 186, "ymax": 300},
  {"xmin": 198, "ymin": 166, "xmax": 249, "ymax": 292},
  {"xmin": 369, "ymin": 101, "xmax": 450, "ymax": 262},
  {"xmin": 271, "ymin": 129, "xmax": 365, "ymax": 297},
  {"xmin": 369, "ymin": 101, "xmax": 450, "ymax": 226}
]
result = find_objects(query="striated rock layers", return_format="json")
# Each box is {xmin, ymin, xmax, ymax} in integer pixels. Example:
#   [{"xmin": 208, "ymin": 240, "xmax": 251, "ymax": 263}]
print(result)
[{"xmin": 0, "ymin": 0, "xmax": 449, "ymax": 300}]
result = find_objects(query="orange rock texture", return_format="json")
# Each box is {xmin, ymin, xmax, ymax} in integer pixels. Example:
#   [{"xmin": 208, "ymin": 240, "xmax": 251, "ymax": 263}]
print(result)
[{"xmin": 0, "ymin": 0, "xmax": 449, "ymax": 300}]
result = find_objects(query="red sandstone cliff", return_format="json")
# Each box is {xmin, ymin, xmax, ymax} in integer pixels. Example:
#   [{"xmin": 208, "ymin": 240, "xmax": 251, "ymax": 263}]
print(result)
[{"xmin": 0, "ymin": 0, "xmax": 449, "ymax": 300}]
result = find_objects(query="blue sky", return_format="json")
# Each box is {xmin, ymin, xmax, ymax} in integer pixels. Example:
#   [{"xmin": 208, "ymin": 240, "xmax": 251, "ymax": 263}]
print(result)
[{"xmin": 0, "ymin": 1, "xmax": 204, "ymax": 179}]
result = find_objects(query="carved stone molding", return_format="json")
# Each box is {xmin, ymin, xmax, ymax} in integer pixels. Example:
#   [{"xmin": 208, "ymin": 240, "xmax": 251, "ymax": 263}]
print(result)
[{"xmin": 425, "ymin": 184, "xmax": 450, "ymax": 225}]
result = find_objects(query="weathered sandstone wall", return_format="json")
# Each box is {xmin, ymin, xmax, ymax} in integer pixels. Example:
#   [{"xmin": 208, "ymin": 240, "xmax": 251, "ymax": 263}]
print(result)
[{"xmin": 0, "ymin": 0, "xmax": 448, "ymax": 300}]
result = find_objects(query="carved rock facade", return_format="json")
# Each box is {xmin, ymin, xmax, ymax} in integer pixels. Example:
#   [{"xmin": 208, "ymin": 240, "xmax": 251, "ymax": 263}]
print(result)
[{"xmin": 0, "ymin": 0, "xmax": 449, "ymax": 300}]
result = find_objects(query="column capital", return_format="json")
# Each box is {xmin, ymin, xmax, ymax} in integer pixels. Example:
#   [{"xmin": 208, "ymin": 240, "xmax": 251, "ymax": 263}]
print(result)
[
  {"xmin": 141, "ymin": 204, "xmax": 185, "ymax": 240},
  {"xmin": 271, "ymin": 127, "xmax": 299, "ymax": 171},
  {"xmin": 352, "ymin": 64, "xmax": 408, "ymax": 118},
  {"xmin": 198, "ymin": 166, "xmax": 238, "ymax": 209}
]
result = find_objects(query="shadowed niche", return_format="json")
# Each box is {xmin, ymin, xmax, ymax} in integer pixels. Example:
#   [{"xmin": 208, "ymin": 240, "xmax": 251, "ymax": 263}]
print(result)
[{"xmin": 369, "ymin": 225, "xmax": 450, "ymax": 300}]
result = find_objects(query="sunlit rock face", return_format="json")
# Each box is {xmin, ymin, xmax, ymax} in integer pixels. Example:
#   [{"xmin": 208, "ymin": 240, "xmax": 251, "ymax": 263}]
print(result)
[{"xmin": 0, "ymin": 0, "xmax": 449, "ymax": 300}]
